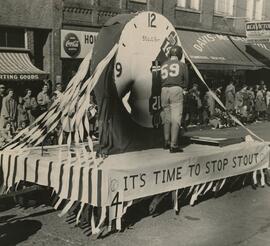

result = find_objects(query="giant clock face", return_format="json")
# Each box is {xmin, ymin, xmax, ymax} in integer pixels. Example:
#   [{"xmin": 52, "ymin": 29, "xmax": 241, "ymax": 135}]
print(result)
[{"xmin": 114, "ymin": 11, "xmax": 182, "ymax": 128}]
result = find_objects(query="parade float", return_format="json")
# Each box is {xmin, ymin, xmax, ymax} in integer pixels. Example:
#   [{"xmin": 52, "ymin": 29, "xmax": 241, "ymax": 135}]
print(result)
[{"xmin": 0, "ymin": 11, "xmax": 269, "ymax": 235}]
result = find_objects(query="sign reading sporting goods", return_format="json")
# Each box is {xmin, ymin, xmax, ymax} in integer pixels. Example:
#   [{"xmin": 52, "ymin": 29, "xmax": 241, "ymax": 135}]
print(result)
[
  {"xmin": 61, "ymin": 30, "xmax": 98, "ymax": 58},
  {"xmin": 0, "ymin": 74, "xmax": 44, "ymax": 80}
]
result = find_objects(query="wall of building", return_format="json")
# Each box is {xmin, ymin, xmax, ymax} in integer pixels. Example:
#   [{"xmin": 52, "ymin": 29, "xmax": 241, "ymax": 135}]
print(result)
[
  {"xmin": 1, "ymin": 0, "xmax": 270, "ymax": 88},
  {"xmin": 0, "ymin": 0, "xmax": 55, "ymax": 29},
  {"xmin": 0, "ymin": 0, "xmax": 63, "ymax": 88}
]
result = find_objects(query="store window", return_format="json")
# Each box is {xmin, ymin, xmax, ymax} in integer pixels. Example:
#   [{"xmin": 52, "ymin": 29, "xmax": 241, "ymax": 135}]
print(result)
[
  {"xmin": 214, "ymin": 0, "xmax": 234, "ymax": 16},
  {"xmin": 246, "ymin": 0, "xmax": 264, "ymax": 20},
  {"xmin": 0, "ymin": 28, "xmax": 25, "ymax": 48},
  {"xmin": 177, "ymin": 0, "xmax": 201, "ymax": 10}
]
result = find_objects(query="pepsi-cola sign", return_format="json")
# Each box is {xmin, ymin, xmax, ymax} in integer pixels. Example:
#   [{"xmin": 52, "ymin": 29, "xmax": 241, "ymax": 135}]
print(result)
[
  {"xmin": 63, "ymin": 33, "xmax": 81, "ymax": 58},
  {"xmin": 61, "ymin": 30, "xmax": 98, "ymax": 58}
]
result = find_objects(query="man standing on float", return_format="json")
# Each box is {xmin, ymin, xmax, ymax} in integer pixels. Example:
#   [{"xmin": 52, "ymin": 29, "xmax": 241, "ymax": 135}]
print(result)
[{"xmin": 160, "ymin": 45, "xmax": 189, "ymax": 153}]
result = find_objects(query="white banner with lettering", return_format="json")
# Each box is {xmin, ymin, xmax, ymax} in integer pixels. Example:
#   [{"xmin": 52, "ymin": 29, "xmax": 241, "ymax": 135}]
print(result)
[
  {"xmin": 61, "ymin": 30, "xmax": 98, "ymax": 58},
  {"xmin": 107, "ymin": 143, "xmax": 269, "ymax": 206}
]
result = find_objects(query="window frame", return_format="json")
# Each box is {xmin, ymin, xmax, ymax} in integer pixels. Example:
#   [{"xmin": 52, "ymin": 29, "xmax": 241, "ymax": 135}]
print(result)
[
  {"xmin": 176, "ymin": 0, "xmax": 201, "ymax": 11},
  {"xmin": 214, "ymin": 0, "xmax": 235, "ymax": 17},
  {"xmin": 0, "ymin": 28, "xmax": 26, "ymax": 49}
]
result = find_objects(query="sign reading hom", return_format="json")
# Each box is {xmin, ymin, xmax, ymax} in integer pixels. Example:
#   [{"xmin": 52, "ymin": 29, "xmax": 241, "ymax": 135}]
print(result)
[
  {"xmin": 246, "ymin": 21, "xmax": 270, "ymax": 43},
  {"xmin": 61, "ymin": 30, "xmax": 98, "ymax": 58}
]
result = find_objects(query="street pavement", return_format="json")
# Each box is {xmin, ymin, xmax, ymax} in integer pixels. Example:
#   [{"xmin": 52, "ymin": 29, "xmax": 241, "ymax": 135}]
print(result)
[{"xmin": 1, "ymin": 121, "xmax": 270, "ymax": 246}]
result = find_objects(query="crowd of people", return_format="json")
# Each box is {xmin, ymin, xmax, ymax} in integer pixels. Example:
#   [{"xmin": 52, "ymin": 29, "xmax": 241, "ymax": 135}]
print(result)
[
  {"xmin": 183, "ymin": 79, "xmax": 270, "ymax": 129},
  {"xmin": 1, "ymin": 77, "xmax": 270, "ymax": 148},
  {"xmin": 0, "ymin": 81, "xmax": 99, "ymax": 148},
  {"xmin": 0, "ymin": 82, "xmax": 64, "ymax": 148}
]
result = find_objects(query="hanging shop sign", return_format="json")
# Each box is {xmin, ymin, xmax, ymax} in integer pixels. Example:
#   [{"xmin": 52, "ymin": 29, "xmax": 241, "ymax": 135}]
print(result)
[
  {"xmin": 246, "ymin": 21, "xmax": 270, "ymax": 43},
  {"xmin": 61, "ymin": 30, "xmax": 98, "ymax": 58}
]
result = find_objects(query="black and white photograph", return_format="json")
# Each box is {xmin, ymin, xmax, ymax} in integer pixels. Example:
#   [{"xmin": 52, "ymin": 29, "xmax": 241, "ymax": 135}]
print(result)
[{"xmin": 1, "ymin": 0, "xmax": 270, "ymax": 245}]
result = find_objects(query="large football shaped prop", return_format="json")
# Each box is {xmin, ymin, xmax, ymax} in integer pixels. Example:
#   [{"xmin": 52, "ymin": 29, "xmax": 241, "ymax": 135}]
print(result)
[{"xmin": 91, "ymin": 12, "xmax": 182, "ymax": 154}]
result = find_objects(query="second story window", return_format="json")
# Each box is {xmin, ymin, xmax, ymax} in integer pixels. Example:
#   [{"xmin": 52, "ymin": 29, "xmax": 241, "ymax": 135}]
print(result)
[
  {"xmin": 177, "ymin": 0, "xmax": 201, "ymax": 11},
  {"xmin": 0, "ymin": 28, "xmax": 25, "ymax": 48},
  {"xmin": 246, "ymin": 0, "xmax": 264, "ymax": 20},
  {"xmin": 214, "ymin": 0, "xmax": 234, "ymax": 16}
]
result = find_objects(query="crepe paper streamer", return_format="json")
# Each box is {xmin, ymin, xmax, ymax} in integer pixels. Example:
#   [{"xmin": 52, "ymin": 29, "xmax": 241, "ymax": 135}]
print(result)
[
  {"xmin": 123, "ymin": 201, "xmax": 133, "ymax": 216},
  {"xmin": 172, "ymin": 190, "xmax": 179, "ymax": 212},
  {"xmin": 219, "ymin": 179, "xmax": 226, "ymax": 191},
  {"xmin": 76, "ymin": 203, "xmax": 85, "ymax": 225},
  {"xmin": 91, "ymin": 208, "xmax": 100, "ymax": 234},
  {"xmin": 95, "ymin": 207, "xmax": 107, "ymax": 233},
  {"xmin": 190, "ymin": 183, "xmax": 206, "ymax": 206},
  {"xmin": 54, "ymin": 197, "xmax": 63, "ymax": 210},
  {"xmin": 58, "ymin": 200, "xmax": 74, "ymax": 217},
  {"xmin": 116, "ymin": 218, "xmax": 122, "ymax": 231},
  {"xmin": 253, "ymin": 170, "xmax": 258, "ymax": 185},
  {"xmin": 260, "ymin": 169, "xmax": 266, "ymax": 187},
  {"xmin": 190, "ymin": 185, "xmax": 199, "ymax": 206},
  {"xmin": 203, "ymin": 181, "xmax": 213, "ymax": 195},
  {"xmin": 187, "ymin": 185, "xmax": 195, "ymax": 197}
]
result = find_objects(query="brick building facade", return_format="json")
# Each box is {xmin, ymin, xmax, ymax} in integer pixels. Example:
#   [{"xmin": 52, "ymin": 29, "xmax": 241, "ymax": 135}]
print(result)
[{"xmin": 0, "ymin": 0, "xmax": 270, "ymax": 88}]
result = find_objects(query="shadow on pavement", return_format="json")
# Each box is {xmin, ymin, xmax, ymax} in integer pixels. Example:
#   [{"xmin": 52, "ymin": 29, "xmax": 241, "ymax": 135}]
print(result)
[{"xmin": 0, "ymin": 219, "xmax": 42, "ymax": 246}]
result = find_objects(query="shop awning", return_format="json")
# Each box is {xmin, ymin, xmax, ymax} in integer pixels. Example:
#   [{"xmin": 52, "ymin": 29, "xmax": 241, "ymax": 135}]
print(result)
[
  {"xmin": 245, "ymin": 43, "xmax": 270, "ymax": 67},
  {"xmin": 177, "ymin": 30, "xmax": 259, "ymax": 70},
  {"xmin": 229, "ymin": 36, "xmax": 268, "ymax": 68},
  {"xmin": 0, "ymin": 52, "xmax": 48, "ymax": 81}
]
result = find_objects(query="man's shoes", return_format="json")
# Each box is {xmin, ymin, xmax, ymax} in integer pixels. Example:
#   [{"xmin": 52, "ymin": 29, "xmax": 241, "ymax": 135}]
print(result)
[
  {"xmin": 170, "ymin": 147, "xmax": 183, "ymax": 153},
  {"xmin": 163, "ymin": 143, "xmax": 170, "ymax": 150}
]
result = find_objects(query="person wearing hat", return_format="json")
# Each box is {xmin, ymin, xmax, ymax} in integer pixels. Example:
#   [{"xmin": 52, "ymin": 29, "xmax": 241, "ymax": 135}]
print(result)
[{"xmin": 160, "ymin": 45, "xmax": 189, "ymax": 153}]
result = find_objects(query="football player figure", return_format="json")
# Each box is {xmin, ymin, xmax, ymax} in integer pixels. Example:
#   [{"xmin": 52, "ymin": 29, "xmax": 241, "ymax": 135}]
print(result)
[{"xmin": 160, "ymin": 45, "xmax": 189, "ymax": 153}]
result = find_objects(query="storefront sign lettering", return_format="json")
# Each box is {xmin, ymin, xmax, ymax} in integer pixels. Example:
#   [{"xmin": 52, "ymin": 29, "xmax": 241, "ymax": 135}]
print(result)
[
  {"xmin": 61, "ymin": 30, "xmax": 98, "ymax": 58},
  {"xmin": 193, "ymin": 34, "xmax": 229, "ymax": 52},
  {"xmin": 63, "ymin": 33, "xmax": 81, "ymax": 58},
  {"xmin": 0, "ymin": 74, "xmax": 40, "ymax": 80}
]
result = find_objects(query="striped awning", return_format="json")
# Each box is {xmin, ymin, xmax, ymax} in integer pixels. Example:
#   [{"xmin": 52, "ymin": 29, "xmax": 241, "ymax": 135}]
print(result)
[{"xmin": 0, "ymin": 52, "xmax": 48, "ymax": 81}]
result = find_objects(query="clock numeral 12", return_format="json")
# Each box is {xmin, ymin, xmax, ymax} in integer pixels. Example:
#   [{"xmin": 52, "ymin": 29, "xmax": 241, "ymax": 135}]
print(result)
[{"xmin": 148, "ymin": 13, "xmax": 156, "ymax": 28}]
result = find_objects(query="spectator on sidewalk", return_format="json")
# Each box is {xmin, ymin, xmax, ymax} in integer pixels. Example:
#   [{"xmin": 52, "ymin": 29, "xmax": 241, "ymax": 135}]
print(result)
[
  {"xmin": 0, "ymin": 121, "xmax": 14, "ymax": 148},
  {"xmin": 255, "ymin": 87, "xmax": 267, "ymax": 120},
  {"xmin": 202, "ymin": 90, "xmax": 215, "ymax": 125},
  {"xmin": 1, "ymin": 88, "xmax": 17, "ymax": 130},
  {"xmin": 37, "ymin": 84, "xmax": 51, "ymax": 115},
  {"xmin": 235, "ymin": 88, "xmax": 243, "ymax": 115},
  {"xmin": 188, "ymin": 83, "xmax": 201, "ymax": 125},
  {"xmin": 52, "ymin": 83, "xmax": 63, "ymax": 102},
  {"xmin": 17, "ymin": 97, "xmax": 28, "ymax": 128},
  {"xmin": 0, "ymin": 84, "xmax": 6, "ymax": 114},
  {"xmin": 225, "ymin": 81, "xmax": 235, "ymax": 113},
  {"xmin": 23, "ymin": 89, "xmax": 38, "ymax": 124}
]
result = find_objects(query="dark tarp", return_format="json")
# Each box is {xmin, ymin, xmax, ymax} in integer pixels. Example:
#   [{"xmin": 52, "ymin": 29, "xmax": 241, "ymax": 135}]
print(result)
[
  {"xmin": 177, "ymin": 30, "xmax": 258, "ymax": 70},
  {"xmin": 91, "ymin": 13, "xmax": 164, "ymax": 155},
  {"xmin": 0, "ymin": 51, "xmax": 48, "ymax": 81}
]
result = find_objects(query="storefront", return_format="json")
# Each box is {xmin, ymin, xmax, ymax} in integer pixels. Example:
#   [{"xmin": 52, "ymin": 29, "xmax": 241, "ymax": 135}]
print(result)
[
  {"xmin": 61, "ymin": 29, "xmax": 99, "ymax": 88},
  {"xmin": 0, "ymin": 50, "xmax": 48, "ymax": 96},
  {"xmin": 177, "ymin": 30, "xmax": 269, "ymax": 89},
  {"xmin": 229, "ymin": 37, "xmax": 270, "ymax": 86}
]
